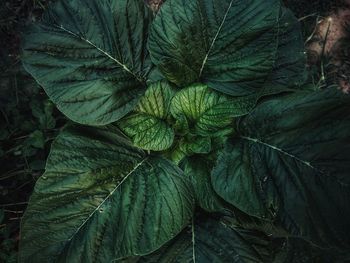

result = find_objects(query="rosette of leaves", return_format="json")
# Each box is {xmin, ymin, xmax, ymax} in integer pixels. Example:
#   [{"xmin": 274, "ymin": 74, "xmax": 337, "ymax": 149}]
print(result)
[{"xmin": 19, "ymin": 0, "xmax": 350, "ymax": 262}]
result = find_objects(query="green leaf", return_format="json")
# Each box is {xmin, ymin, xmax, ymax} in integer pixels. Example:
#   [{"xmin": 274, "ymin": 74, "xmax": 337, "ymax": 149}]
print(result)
[
  {"xmin": 118, "ymin": 81, "xmax": 175, "ymax": 151},
  {"xmin": 23, "ymin": 130, "xmax": 45, "ymax": 149},
  {"xmin": 119, "ymin": 114, "xmax": 174, "ymax": 151},
  {"xmin": 264, "ymin": 8, "xmax": 306, "ymax": 89},
  {"xmin": 273, "ymin": 238, "xmax": 346, "ymax": 263},
  {"xmin": 141, "ymin": 216, "xmax": 274, "ymax": 263},
  {"xmin": 183, "ymin": 157, "xmax": 228, "ymax": 213},
  {"xmin": 212, "ymin": 88, "xmax": 350, "ymax": 250},
  {"xmin": 19, "ymin": 125, "xmax": 194, "ymax": 262},
  {"xmin": 29, "ymin": 160, "xmax": 46, "ymax": 171},
  {"xmin": 43, "ymin": 101, "xmax": 57, "ymax": 129},
  {"xmin": 135, "ymin": 81, "xmax": 175, "ymax": 119},
  {"xmin": 167, "ymin": 136, "xmax": 212, "ymax": 164},
  {"xmin": 31, "ymin": 99, "xmax": 56, "ymax": 129},
  {"xmin": 170, "ymin": 84, "xmax": 255, "ymax": 136},
  {"xmin": 148, "ymin": 0, "xmax": 281, "ymax": 95},
  {"xmin": 22, "ymin": 0, "xmax": 152, "ymax": 125},
  {"xmin": 146, "ymin": 67, "xmax": 166, "ymax": 84}
]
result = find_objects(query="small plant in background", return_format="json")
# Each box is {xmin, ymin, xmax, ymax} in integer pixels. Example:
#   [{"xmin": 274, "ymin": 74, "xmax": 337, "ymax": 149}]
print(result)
[
  {"xmin": 13, "ymin": 0, "xmax": 350, "ymax": 261},
  {"xmin": 0, "ymin": 1, "xmax": 62, "ymax": 262},
  {"xmin": 0, "ymin": 64, "xmax": 63, "ymax": 262}
]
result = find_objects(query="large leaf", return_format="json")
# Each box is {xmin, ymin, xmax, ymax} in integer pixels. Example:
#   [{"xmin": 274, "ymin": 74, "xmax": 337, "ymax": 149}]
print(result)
[
  {"xmin": 140, "ymin": 216, "xmax": 274, "ymax": 262},
  {"xmin": 212, "ymin": 88, "xmax": 350, "ymax": 250},
  {"xmin": 19, "ymin": 125, "xmax": 194, "ymax": 262},
  {"xmin": 272, "ymin": 238, "xmax": 345, "ymax": 263},
  {"xmin": 183, "ymin": 157, "xmax": 229, "ymax": 213},
  {"xmin": 119, "ymin": 81, "xmax": 175, "ymax": 151},
  {"xmin": 22, "ymin": 0, "xmax": 152, "ymax": 125},
  {"xmin": 264, "ymin": 8, "xmax": 306, "ymax": 89},
  {"xmin": 148, "ymin": 0, "xmax": 281, "ymax": 95},
  {"xmin": 170, "ymin": 84, "xmax": 255, "ymax": 136}
]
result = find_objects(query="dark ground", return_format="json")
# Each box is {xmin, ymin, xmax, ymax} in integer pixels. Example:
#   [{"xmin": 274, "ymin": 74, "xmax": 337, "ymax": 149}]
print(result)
[
  {"xmin": 0, "ymin": 1, "xmax": 63, "ymax": 261},
  {"xmin": 0, "ymin": 0, "xmax": 349, "ymax": 261}
]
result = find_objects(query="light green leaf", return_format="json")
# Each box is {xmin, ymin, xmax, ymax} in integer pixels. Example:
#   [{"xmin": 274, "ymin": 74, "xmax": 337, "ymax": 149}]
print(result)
[
  {"xmin": 148, "ymin": 0, "xmax": 281, "ymax": 95},
  {"xmin": 170, "ymin": 84, "xmax": 255, "ymax": 136},
  {"xmin": 19, "ymin": 125, "xmax": 194, "ymax": 262},
  {"xmin": 140, "ymin": 216, "xmax": 274, "ymax": 263},
  {"xmin": 22, "ymin": 0, "xmax": 152, "ymax": 125},
  {"xmin": 119, "ymin": 114, "xmax": 174, "ymax": 151},
  {"xmin": 135, "ymin": 80, "xmax": 175, "ymax": 119},
  {"xmin": 212, "ymin": 88, "xmax": 350, "ymax": 250},
  {"xmin": 119, "ymin": 81, "xmax": 175, "ymax": 151}
]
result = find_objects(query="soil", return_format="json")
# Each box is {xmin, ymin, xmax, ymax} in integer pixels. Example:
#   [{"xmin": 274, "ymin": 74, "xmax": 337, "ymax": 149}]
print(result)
[
  {"xmin": 306, "ymin": 1, "xmax": 350, "ymax": 92},
  {"xmin": 144, "ymin": 0, "xmax": 164, "ymax": 12}
]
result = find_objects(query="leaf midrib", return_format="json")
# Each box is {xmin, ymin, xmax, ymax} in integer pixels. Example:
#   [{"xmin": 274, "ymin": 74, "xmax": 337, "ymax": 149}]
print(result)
[
  {"xmin": 198, "ymin": 0, "xmax": 234, "ymax": 77},
  {"xmin": 241, "ymin": 136, "xmax": 320, "ymax": 172},
  {"xmin": 56, "ymin": 24, "xmax": 144, "ymax": 83},
  {"xmin": 191, "ymin": 218, "xmax": 196, "ymax": 263},
  {"xmin": 241, "ymin": 136, "xmax": 350, "ymax": 188},
  {"xmin": 65, "ymin": 157, "xmax": 149, "ymax": 243}
]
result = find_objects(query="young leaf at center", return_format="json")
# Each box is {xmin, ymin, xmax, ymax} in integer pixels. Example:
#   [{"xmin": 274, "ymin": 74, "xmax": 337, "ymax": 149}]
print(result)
[
  {"xmin": 118, "ymin": 80, "xmax": 175, "ymax": 151},
  {"xmin": 170, "ymin": 83, "xmax": 256, "ymax": 137}
]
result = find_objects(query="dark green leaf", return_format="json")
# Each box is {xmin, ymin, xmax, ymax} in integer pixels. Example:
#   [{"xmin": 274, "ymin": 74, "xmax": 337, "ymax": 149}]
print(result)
[
  {"xmin": 19, "ymin": 125, "xmax": 194, "ymax": 262},
  {"xmin": 146, "ymin": 67, "xmax": 166, "ymax": 84},
  {"xmin": 148, "ymin": 0, "xmax": 280, "ymax": 95},
  {"xmin": 22, "ymin": 0, "xmax": 152, "ymax": 125},
  {"xmin": 263, "ymin": 8, "xmax": 307, "ymax": 89},
  {"xmin": 273, "ymin": 237, "xmax": 346, "ymax": 263},
  {"xmin": 29, "ymin": 160, "xmax": 46, "ymax": 171},
  {"xmin": 183, "ymin": 157, "xmax": 228, "ymax": 213},
  {"xmin": 141, "ymin": 216, "xmax": 274, "ymax": 263},
  {"xmin": 212, "ymin": 88, "xmax": 350, "ymax": 250},
  {"xmin": 31, "ymin": 100, "xmax": 56, "ymax": 129},
  {"xmin": 23, "ymin": 130, "xmax": 45, "ymax": 149}
]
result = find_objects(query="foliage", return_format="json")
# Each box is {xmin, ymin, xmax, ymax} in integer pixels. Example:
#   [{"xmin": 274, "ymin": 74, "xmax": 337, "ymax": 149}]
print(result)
[{"xmin": 16, "ymin": 0, "xmax": 350, "ymax": 262}]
